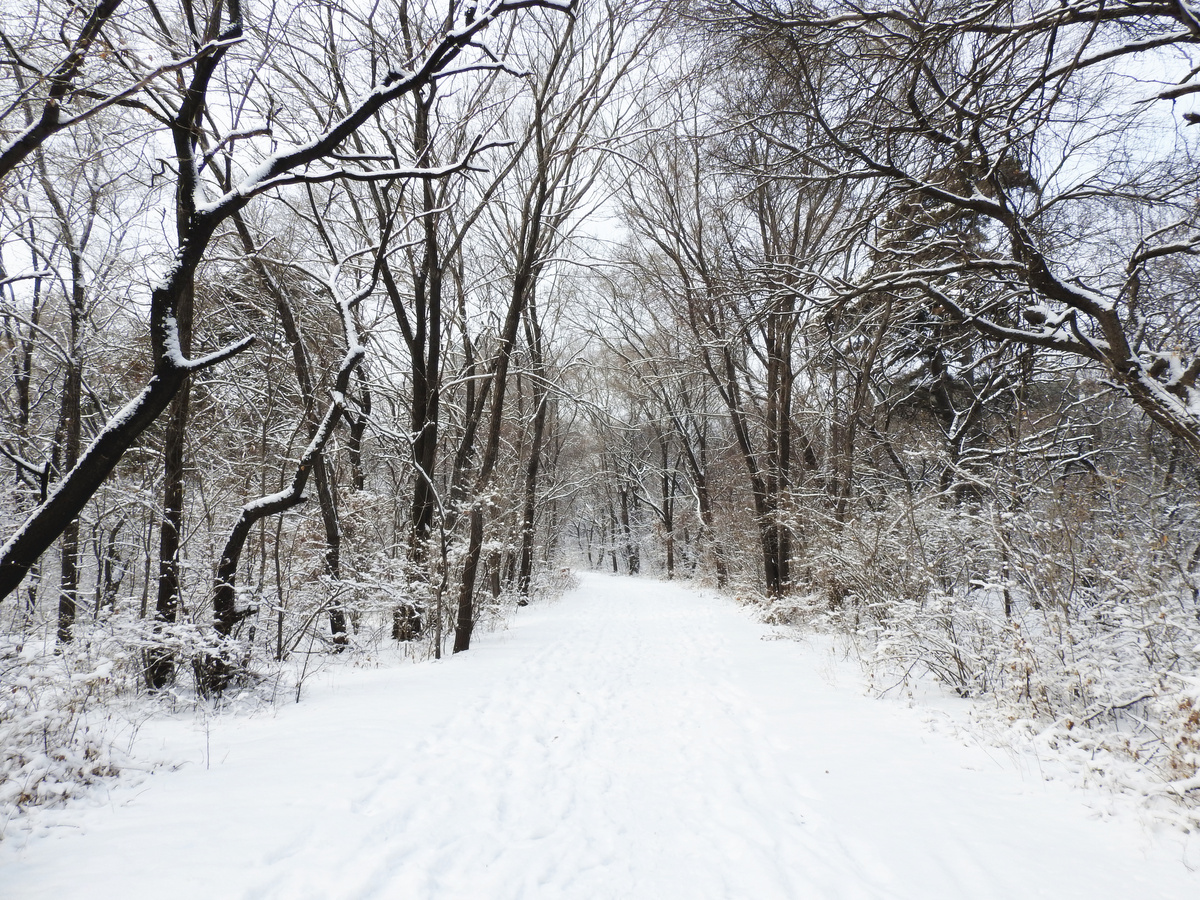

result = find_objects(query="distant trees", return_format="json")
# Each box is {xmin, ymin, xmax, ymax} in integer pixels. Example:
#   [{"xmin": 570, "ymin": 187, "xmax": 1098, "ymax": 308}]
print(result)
[
  {"xmin": 573, "ymin": 0, "xmax": 1200, "ymax": 588},
  {"xmin": 597, "ymin": 67, "xmax": 859, "ymax": 596},
  {"xmin": 449, "ymin": 0, "xmax": 662, "ymax": 650}
]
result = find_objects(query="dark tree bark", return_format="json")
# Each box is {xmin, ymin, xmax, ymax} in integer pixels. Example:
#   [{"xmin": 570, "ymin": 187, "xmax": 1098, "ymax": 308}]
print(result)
[
  {"xmin": 653, "ymin": 428, "xmax": 676, "ymax": 580},
  {"xmin": 94, "ymin": 519, "xmax": 125, "ymax": 612},
  {"xmin": 37, "ymin": 174, "xmax": 88, "ymax": 644},
  {"xmin": 145, "ymin": 282, "xmax": 193, "ymax": 688},
  {"xmin": 53, "ymin": 285, "xmax": 83, "ymax": 645},
  {"xmin": 345, "ymin": 370, "xmax": 371, "ymax": 493},
  {"xmin": 618, "ymin": 482, "xmax": 639, "ymax": 575},
  {"xmin": 707, "ymin": 335, "xmax": 790, "ymax": 597},
  {"xmin": 453, "ymin": 251, "xmax": 534, "ymax": 651}
]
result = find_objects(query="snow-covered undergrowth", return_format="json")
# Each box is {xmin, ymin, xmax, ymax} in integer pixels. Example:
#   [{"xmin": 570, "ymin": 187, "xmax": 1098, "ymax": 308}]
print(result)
[
  {"xmin": 0, "ymin": 608, "xmax": 368, "ymax": 841},
  {"xmin": 0, "ymin": 612, "xmax": 260, "ymax": 838},
  {"xmin": 0, "ymin": 622, "xmax": 143, "ymax": 833},
  {"xmin": 766, "ymin": 495, "xmax": 1200, "ymax": 829}
]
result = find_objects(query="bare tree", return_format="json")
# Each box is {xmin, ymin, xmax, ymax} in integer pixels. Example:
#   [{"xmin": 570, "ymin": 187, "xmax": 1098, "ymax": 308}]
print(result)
[
  {"xmin": 618, "ymin": 75, "xmax": 855, "ymax": 595},
  {"xmin": 703, "ymin": 0, "xmax": 1200, "ymax": 459},
  {"xmin": 200, "ymin": 244, "xmax": 377, "ymax": 693}
]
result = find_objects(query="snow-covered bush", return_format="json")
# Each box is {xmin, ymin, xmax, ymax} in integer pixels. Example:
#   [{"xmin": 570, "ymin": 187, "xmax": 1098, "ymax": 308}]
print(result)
[
  {"xmin": 0, "ymin": 606, "xmax": 264, "ymax": 837},
  {"xmin": 0, "ymin": 623, "xmax": 137, "ymax": 834},
  {"xmin": 801, "ymin": 482, "xmax": 1200, "ymax": 825},
  {"xmin": 532, "ymin": 564, "xmax": 580, "ymax": 599}
]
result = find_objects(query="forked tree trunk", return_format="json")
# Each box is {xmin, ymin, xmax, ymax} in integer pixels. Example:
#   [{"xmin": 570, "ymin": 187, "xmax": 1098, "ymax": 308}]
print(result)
[{"xmin": 146, "ymin": 290, "xmax": 192, "ymax": 689}]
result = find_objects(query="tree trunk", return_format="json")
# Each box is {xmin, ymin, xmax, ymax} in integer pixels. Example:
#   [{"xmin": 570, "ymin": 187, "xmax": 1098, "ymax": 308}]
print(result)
[
  {"xmin": 620, "ymin": 484, "xmax": 639, "ymax": 575},
  {"xmin": 657, "ymin": 432, "xmax": 675, "ymax": 580},
  {"xmin": 452, "ymin": 227, "xmax": 541, "ymax": 651},
  {"xmin": 517, "ymin": 301, "xmax": 549, "ymax": 600},
  {"xmin": 146, "ymin": 279, "xmax": 193, "ymax": 689},
  {"xmin": 516, "ymin": 402, "xmax": 547, "ymax": 600},
  {"xmin": 54, "ymin": 242, "xmax": 85, "ymax": 644}
]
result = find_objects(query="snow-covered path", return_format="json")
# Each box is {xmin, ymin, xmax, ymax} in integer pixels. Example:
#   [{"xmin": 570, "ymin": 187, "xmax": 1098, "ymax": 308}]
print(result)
[{"xmin": 3, "ymin": 574, "xmax": 1198, "ymax": 898}]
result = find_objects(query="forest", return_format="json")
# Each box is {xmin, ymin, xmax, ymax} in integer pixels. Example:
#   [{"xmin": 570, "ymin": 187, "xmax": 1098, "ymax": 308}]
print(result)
[{"xmin": 3, "ymin": 0, "xmax": 1200, "ymax": 829}]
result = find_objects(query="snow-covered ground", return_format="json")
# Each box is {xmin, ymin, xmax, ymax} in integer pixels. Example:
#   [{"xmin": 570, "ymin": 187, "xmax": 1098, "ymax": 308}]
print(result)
[{"xmin": 2, "ymin": 573, "xmax": 1198, "ymax": 898}]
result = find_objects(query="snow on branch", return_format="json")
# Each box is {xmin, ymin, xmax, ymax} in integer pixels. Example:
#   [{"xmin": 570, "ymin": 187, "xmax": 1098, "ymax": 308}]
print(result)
[
  {"xmin": 161, "ymin": 314, "xmax": 255, "ymax": 373},
  {"xmin": 197, "ymin": 2, "xmax": 568, "ymax": 219},
  {"xmin": 237, "ymin": 140, "xmax": 508, "ymax": 200},
  {"xmin": 207, "ymin": 240, "xmax": 382, "ymax": 672}
]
